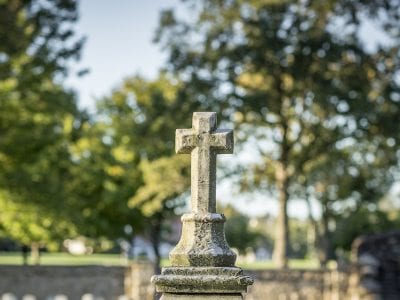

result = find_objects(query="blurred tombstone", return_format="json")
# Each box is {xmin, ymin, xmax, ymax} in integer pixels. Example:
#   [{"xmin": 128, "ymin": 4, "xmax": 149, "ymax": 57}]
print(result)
[
  {"xmin": 255, "ymin": 247, "xmax": 271, "ymax": 261},
  {"xmin": 119, "ymin": 240, "xmax": 130, "ymax": 263},
  {"xmin": 63, "ymin": 239, "xmax": 92, "ymax": 255},
  {"xmin": 350, "ymin": 231, "xmax": 400, "ymax": 300}
]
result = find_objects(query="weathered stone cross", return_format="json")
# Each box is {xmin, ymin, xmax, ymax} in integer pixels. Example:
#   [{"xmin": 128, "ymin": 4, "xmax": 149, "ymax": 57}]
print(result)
[
  {"xmin": 152, "ymin": 112, "xmax": 253, "ymax": 299},
  {"xmin": 176, "ymin": 112, "xmax": 233, "ymax": 214}
]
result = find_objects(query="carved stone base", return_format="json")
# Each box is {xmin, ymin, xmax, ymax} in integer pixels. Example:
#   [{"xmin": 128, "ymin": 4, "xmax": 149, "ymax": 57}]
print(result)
[
  {"xmin": 152, "ymin": 266, "xmax": 253, "ymax": 295},
  {"xmin": 169, "ymin": 213, "xmax": 236, "ymax": 267},
  {"xmin": 161, "ymin": 294, "xmax": 243, "ymax": 299}
]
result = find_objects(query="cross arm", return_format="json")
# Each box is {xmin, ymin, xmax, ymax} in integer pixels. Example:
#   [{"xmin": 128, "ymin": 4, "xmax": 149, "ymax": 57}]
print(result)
[
  {"xmin": 176, "ymin": 129, "xmax": 196, "ymax": 154},
  {"xmin": 210, "ymin": 129, "xmax": 234, "ymax": 154}
]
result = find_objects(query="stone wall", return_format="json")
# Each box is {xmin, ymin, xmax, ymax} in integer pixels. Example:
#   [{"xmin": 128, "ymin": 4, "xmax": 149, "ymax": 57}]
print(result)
[
  {"xmin": 0, "ymin": 265, "xmax": 127, "ymax": 300},
  {"xmin": 0, "ymin": 263, "xmax": 352, "ymax": 300},
  {"xmin": 125, "ymin": 261, "xmax": 155, "ymax": 300},
  {"xmin": 246, "ymin": 269, "xmax": 349, "ymax": 300},
  {"xmin": 3, "ymin": 233, "xmax": 397, "ymax": 300}
]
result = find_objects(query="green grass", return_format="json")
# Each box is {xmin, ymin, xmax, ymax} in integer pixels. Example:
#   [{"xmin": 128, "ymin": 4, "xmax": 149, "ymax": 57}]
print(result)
[
  {"xmin": 0, "ymin": 252, "xmax": 125, "ymax": 266},
  {"xmin": 0, "ymin": 252, "xmax": 320, "ymax": 269},
  {"xmin": 238, "ymin": 259, "xmax": 320, "ymax": 270},
  {"xmin": 160, "ymin": 258, "xmax": 320, "ymax": 270}
]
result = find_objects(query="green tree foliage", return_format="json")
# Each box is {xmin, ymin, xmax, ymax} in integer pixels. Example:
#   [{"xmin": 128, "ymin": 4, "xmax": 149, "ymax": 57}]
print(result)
[
  {"xmin": 0, "ymin": 190, "xmax": 76, "ymax": 250},
  {"xmin": 61, "ymin": 121, "xmax": 145, "ymax": 241},
  {"xmin": 130, "ymin": 156, "xmax": 190, "ymax": 217},
  {"xmin": 156, "ymin": 0, "xmax": 400, "ymax": 267},
  {"xmin": 302, "ymin": 142, "xmax": 398, "ymax": 264},
  {"xmin": 0, "ymin": 0, "xmax": 85, "ymax": 249},
  {"xmin": 287, "ymin": 218, "xmax": 309, "ymax": 259},
  {"xmin": 334, "ymin": 207, "xmax": 399, "ymax": 251},
  {"xmin": 97, "ymin": 73, "xmax": 203, "ymax": 267},
  {"xmin": 223, "ymin": 205, "xmax": 268, "ymax": 255}
]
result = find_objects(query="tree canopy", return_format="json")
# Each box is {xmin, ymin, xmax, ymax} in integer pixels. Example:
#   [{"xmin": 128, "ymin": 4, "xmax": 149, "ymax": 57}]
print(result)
[
  {"xmin": 1, "ymin": 0, "xmax": 400, "ymax": 267},
  {"xmin": 0, "ymin": 0, "xmax": 85, "ymax": 248},
  {"xmin": 156, "ymin": 0, "xmax": 400, "ymax": 267}
]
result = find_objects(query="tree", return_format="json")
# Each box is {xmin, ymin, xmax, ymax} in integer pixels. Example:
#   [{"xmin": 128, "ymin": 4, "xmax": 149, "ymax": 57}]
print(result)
[
  {"xmin": 333, "ymin": 207, "xmax": 399, "ymax": 252},
  {"xmin": 61, "ymin": 120, "xmax": 145, "ymax": 242},
  {"xmin": 0, "ymin": 0, "xmax": 85, "ymax": 251},
  {"xmin": 155, "ymin": 0, "xmax": 400, "ymax": 267},
  {"xmin": 0, "ymin": 190, "xmax": 77, "ymax": 264},
  {"xmin": 301, "ymin": 137, "xmax": 398, "ymax": 264},
  {"xmin": 129, "ymin": 155, "xmax": 190, "ymax": 270},
  {"xmin": 97, "ymin": 73, "xmax": 203, "ymax": 269}
]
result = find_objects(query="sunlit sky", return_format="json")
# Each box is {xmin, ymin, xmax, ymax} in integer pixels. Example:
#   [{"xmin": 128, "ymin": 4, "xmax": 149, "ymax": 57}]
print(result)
[
  {"xmin": 66, "ymin": 0, "xmax": 179, "ymax": 111},
  {"xmin": 65, "ymin": 1, "xmax": 395, "ymax": 219}
]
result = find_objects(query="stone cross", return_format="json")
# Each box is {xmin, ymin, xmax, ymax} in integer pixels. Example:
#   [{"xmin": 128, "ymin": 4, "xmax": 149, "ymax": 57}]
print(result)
[
  {"xmin": 176, "ymin": 112, "xmax": 233, "ymax": 214},
  {"xmin": 152, "ymin": 112, "xmax": 253, "ymax": 300}
]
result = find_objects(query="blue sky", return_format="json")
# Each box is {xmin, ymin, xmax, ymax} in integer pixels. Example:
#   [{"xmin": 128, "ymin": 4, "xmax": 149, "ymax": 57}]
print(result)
[
  {"xmin": 66, "ymin": 1, "xmax": 392, "ymax": 112},
  {"xmin": 66, "ymin": 0, "xmax": 179, "ymax": 111}
]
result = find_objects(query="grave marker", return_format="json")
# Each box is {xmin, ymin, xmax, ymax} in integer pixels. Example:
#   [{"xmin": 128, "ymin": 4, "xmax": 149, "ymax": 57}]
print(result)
[{"xmin": 152, "ymin": 112, "xmax": 253, "ymax": 300}]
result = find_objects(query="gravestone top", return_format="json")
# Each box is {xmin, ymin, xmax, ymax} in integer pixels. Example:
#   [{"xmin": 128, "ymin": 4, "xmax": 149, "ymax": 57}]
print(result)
[{"xmin": 176, "ymin": 112, "xmax": 233, "ymax": 214}]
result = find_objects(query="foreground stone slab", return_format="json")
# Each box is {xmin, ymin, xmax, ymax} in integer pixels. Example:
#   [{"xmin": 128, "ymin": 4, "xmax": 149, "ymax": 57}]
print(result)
[
  {"xmin": 152, "ymin": 112, "xmax": 253, "ymax": 299},
  {"xmin": 153, "ymin": 267, "xmax": 252, "ymax": 294},
  {"xmin": 161, "ymin": 294, "xmax": 243, "ymax": 299}
]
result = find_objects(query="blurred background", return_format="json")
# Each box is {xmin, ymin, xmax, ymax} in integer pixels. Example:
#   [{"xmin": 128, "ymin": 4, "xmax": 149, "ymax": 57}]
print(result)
[{"xmin": 1, "ymin": 0, "xmax": 400, "ymax": 281}]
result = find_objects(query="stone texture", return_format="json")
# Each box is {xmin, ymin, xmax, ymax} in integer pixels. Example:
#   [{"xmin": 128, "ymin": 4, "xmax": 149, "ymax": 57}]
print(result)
[
  {"xmin": 0, "ymin": 265, "xmax": 125, "ymax": 300},
  {"xmin": 170, "ymin": 112, "xmax": 238, "ymax": 268},
  {"xmin": 153, "ymin": 112, "xmax": 253, "ymax": 299},
  {"xmin": 161, "ymin": 294, "xmax": 243, "ymax": 299},
  {"xmin": 127, "ymin": 261, "xmax": 155, "ymax": 300},
  {"xmin": 153, "ymin": 267, "xmax": 253, "ymax": 294},
  {"xmin": 246, "ymin": 269, "xmax": 350, "ymax": 300},
  {"xmin": 175, "ymin": 112, "xmax": 233, "ymax": 214},
  {"xmin": 169, "ymin": 213, "xmax": 236, "ymax": 267}
]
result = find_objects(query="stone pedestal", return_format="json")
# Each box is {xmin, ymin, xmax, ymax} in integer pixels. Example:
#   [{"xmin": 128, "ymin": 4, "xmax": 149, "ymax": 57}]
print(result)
[
  {"xmin": 169, "ymin": 213, "xmax": 236, "ymax": 267},
  {"xmin": 152, "ymin": 213, "xmax": 253, "ymax": 299},
  {"xmin": 161, "ymin": 294, "xmax": 244, "ymax": 299}
]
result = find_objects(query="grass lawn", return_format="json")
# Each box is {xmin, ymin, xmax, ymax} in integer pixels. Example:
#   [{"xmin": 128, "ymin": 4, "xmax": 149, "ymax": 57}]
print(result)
[
  {"xmin": 0, "ymin": 252, "xmax": 125, "ymax": 266},
  {"xmin": 237, "ymin": 259, "xmax": 320, "ymax": 270},
  {"xmin": 0, "ymin": 252, "xmax": 320, "ymax": 269},
  {"xmin": 160, "ymin": 258, "xmax": 320, "ymax": 270}
]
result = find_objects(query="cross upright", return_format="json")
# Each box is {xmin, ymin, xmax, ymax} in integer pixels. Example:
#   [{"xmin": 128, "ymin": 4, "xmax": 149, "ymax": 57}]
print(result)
[{"xmin": 176, "ymin": 112, "xmax": 233, "ymax": 214}]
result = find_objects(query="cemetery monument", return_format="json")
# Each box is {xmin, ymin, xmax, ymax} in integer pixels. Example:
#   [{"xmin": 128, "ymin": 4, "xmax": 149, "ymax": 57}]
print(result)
[{"xmin": 152, "ymin": 112, "xmax": 253, "ymax": 299}]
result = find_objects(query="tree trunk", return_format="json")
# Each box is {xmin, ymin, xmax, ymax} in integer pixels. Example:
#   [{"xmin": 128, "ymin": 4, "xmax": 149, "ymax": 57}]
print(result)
[
  {"xmin": 21, "ymin": 244, "xmax": 29, "ymax": 265},
  {"xmin": 149, "ymin": 213, "xmax": 163, "ymax": 275},
  {"xmin": 31, "ymin": 242, "xmax": 40, "ymax": 265},
  {"xmin": 273, "ymin": 167, "xmax": 289, "ymax": 268},
  {"xmin": 318, "ymin": 201, "xmax": 331, "ymax": 268},
  {"xmin": 273, "ymin": 112, "xmax": 291, "ymax": 269},
  {"xmin": 304, "ymin": 194, "xmax": 319, "ymax": 259}
]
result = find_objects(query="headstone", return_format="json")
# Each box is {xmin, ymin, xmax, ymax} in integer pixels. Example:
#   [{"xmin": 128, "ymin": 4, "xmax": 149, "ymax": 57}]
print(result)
[
  {"xmin": 351, "ymin": 231, "xmax": 400, "ymax": 300},
  {"xmin": 152, "ymin": 112, "xmax": 253, "ymax": 299}
]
